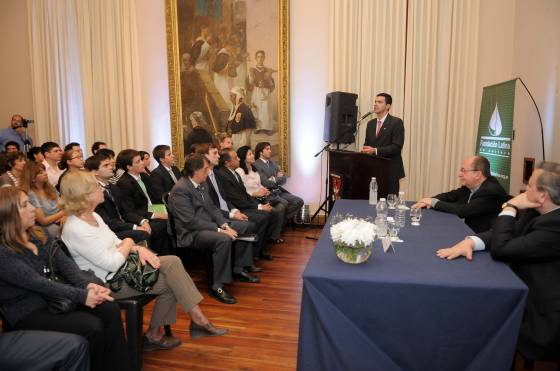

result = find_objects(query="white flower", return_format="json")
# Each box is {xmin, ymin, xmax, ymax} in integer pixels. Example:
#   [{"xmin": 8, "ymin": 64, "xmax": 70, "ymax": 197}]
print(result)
[{"xmin": 330, "ymin": 217, "xmax": 376, "ymax": 247}]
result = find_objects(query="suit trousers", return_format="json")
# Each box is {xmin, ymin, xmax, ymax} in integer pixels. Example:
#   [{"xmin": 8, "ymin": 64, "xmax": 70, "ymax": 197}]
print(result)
[
  {"xmin": 150, "ymin": 219, "xmax": 171, "ymax": 255},
  {"xmin": 278, "ymin": 192, "xmax": 304, "ymax": 221},
  {"xmin": 0, "ymin": 330, "xmax": 90, "ymax": 371},
  {"xmin": 111, "ymin": 255, "xmax": 203, "ymax": 328},
  {"xmin": 15, "ymin": 302, "xmax": 128, "ymax": 371},
  {"xmin": 242, "ymin": 209, "xmax": 273, "ymax": 255}
]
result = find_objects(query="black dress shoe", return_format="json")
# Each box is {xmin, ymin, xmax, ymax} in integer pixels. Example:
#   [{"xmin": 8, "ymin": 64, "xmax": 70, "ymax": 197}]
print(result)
[
  {"xmin": 208, "ymin": 288, "xmax": 236, "ymax": 304},
  {"xmin": 246, "ymin": 266, "xmax": 263, "ymax": 273},
  {"xmin": 233, "ymin": 271, "xmax": 261, "ymax": 283},
  {"xmin": 259, "ymin": 253, "xmax": 274, "ymax": 261},
  {"xmin": 189, "ymin": 321, "xmax": 229, "ymax": 339}
]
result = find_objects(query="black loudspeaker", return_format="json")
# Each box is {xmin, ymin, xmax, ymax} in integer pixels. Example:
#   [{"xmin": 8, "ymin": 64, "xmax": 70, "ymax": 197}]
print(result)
[{"xmin": 323, "ymin": 91, "xmax": 358, "ymax": 144}]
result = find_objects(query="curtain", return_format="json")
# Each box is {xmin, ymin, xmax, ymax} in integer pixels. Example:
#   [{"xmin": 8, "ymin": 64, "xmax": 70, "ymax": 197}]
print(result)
[
  {"xmin": 27, "ymin": 0, "xmax": 143, "ymax": 152},
  {"xmin": 329, "ymin": 0, "xmax": 480, "ymax": 199}
]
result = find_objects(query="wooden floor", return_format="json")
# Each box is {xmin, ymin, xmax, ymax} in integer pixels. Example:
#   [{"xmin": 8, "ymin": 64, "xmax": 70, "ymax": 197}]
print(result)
[
  {"xmin": 142, "ymin": 227, "xmax": 321, "ymax": 371},
  {"xmin": 141, "ymin": 227, "xmax": 559, "ymax": 371}
]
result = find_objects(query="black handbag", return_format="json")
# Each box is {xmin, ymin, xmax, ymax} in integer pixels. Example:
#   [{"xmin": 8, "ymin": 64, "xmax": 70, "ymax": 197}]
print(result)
[
  {"xmin": 106, "ymin": 252, "xmax": 159, "ymax": 293},
  {"xmin": 43, "ymin": 239, "xmax": 77, "ymax": 314}
]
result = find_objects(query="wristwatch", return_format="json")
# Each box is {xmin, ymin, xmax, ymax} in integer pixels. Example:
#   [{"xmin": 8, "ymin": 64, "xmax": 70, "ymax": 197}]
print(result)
[{"xmin": 501, "ymin": 202, "xmax": 519, "ymax": 212}]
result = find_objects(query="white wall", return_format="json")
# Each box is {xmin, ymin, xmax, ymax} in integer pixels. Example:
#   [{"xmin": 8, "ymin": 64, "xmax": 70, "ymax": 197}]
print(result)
[{"xmin": 0, "ymin": 0, "xmax": 36, "ymax": 140}]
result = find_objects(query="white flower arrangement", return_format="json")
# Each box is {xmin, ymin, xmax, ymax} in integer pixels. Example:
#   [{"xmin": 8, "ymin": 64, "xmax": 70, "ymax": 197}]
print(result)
[{"xmin": 330, "ymin": 217, "xmax": 376, "ymax": 247}]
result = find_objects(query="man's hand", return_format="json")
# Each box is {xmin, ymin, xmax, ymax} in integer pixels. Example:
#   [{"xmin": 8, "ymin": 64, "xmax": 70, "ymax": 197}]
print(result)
[
  {"xmin": 436, "ymin": 238, "xmax": 475, "ymax": 261},
  {"xmin": 222, "ymin": 225, "xmax": 238, "ymax": 240},
  {"xmin": 260, "ymin": 203, "xmax": 273, "ymax": 212},
  {"xmin": 153, "ymin": 212, "xmax": 168, "ymax": 220},
  {"xmin": 412, "ymin": 198, "xmax": 432, "ymax": 209},
  {"xmin": 136, "ymin": 246, "xmax": 161, "ymax": 268},
  {"xmin": 507, "ymin": 192, "xmax": 541, "ymax": 210},
  {"xmin": 232, "ymin": 211, "xmax": 249, "ymax": 221},
  {"xmin": 361, "ymin": 146, "xmax": 375, "ymax": 155},
  {"xmin": 252, "ymin": 188, "xmax": 268, "ymax": 197},
  {"xmin": 138, "ymin": 221, "xmax": 152, "ymax": 234}
]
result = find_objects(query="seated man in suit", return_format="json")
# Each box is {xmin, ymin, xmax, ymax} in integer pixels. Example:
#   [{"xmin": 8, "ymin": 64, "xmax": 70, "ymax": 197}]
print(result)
[
  {"xmin": 150, "ymin": 144, "xmax": 181, "ymax": 203},
  {"xmin": 168, "ymin": 153, "xmax": 260, "ymax": 304},
  {"xmin": 253, "ymin": 142, "xmax": 304, "ymax": 223},
  {"xmin": 84, "ymin": 153, "xmax": 151, "ymax": 243},
  {"xmin": 115, "ymin": 149, "xmax": 170, "ymax": 255},
  {"xmin": 436, "ymin": 161, "xmax": 560, "ymax": 361},
  {"xmin": 193, "ymin": 143, "xmax": 271, "ymax": 260},
  {"xmin": 217, "ymin": 148, "xmax": 286, "ymax": 248},
  {"xmin": 412, "ymin": 156, "xmax": 509, "ymax": 233}
]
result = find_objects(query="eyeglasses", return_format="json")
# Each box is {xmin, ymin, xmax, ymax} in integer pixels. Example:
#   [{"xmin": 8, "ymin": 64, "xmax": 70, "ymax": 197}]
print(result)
[{"xmin": 459, "ymin": 168, "xmax": 479, "ymax": 173}]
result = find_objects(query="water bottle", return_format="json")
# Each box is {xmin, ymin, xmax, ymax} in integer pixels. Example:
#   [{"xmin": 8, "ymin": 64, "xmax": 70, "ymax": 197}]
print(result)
[
  {"xmin": 376, "ymin": 198, "xmax": 388, "ymax": 218},
  {"xmin": 369, "ymin": 177, "xmax": 378, "ymax": 205},
  {"xmin": 395, "ymin": 207, "xmax": 406, "ymax": 228},
  {"xmin": 398, "ymin": 191, "xmax": 405, "ymax": 206}
]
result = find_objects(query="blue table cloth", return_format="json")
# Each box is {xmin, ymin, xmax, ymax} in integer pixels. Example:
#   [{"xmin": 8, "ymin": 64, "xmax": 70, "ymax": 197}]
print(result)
[{"xmin": 297, "ymin": 200, "xmax": 528, "ymax": 371}]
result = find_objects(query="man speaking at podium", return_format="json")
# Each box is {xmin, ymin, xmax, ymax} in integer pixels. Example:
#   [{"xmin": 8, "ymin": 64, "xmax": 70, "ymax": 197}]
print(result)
[{"xmin": 360, "ymin": 93, "xmax": 405, "ymax": 194}]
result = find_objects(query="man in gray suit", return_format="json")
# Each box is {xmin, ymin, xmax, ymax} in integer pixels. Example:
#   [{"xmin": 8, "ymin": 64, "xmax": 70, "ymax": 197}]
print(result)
[
  {"xmin": 253, "ymin": 142, "xmax": 304, "ymax": 222},
  {"xmin": 168, "ymin": 153, "xmax": 260, "ymax": 304}
]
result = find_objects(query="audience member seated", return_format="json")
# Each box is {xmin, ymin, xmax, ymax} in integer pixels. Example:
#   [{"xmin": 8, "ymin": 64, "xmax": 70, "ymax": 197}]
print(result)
[
  {"xmin": 64, "ymin": 142, "xmax": 83, "ymax": 156},
  {"xmin": 91, "ymin": 141, "xmax": 107, "ymax": 155},
  {"xmin": 0, "ymin": 331, "xmax": 89, "ymax": 371},
  {"xmin": 56, "ymin": 149, "xmax": 85, "ymax": 192},
  {"xmin": 217, "ymin": 132, "xmax": 233, "ymax": 151},
  {"xmin": 84, "ymin": 153, "xmax": 151, "ymax": 244},
  {"xmin": 436, "ymin": 161, "xmax": 560, "ymax": 361},
  {"xmin": 40, "ymin": 141, "xmax": 64, "ymax": 186},
  {"xmin": 193, "ymin": 143, "xmax": 269, "ymax": 264},
  {"xmin": 21, "ymin": 161, "xmax": 66, "ymax": 237},
  {"xmin": 168, "ymin": 154, "xmax": 259, "ymax": 304},
  {"xmin": 0, "ymin": 187, "xmax": 127, "ymax": 371},
  {"xmin": 4, "ymin": 140, "xmax": 20, "ymax": 153},
  {"xmin": 0, "ymin": 114, "xmax": 33, "ymax": 153},
  {"xmin": 217, "ymin": 148, "xmax": 285, "ymax": 246},
  {"xmin": 412, "ymin": 156, "xmax": 509, "ymax": 233},
  {"xmin": 150, "ymin": 145, "xmax": 181, "ymax": 203},
  {"xmin": 139, "ymin": 150, "xmax": 152, "ymax": 176},
  {"xmin": 60, "ymin": 171, "xmax": 228, "ymax": 349},
  {"xmin": 0, "ymin": 151, "xmax": 26, "ymax": 187},
  {"xmin": 253, "ymin": 142, "xmax": 304, "ymax": 223},
  {"xmin": 26, "ymin": 146, "xmax": 45, "ymax": 163},
  {"xmin": 115, "ymin": 149, "xmax": 170, "ymax": 255}
]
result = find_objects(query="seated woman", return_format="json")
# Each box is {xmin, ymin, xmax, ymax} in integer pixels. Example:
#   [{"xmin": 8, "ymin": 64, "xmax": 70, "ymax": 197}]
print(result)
[
  {"xmin": 56, "ymin": 149, "xmax": 85, "ymax": 192},
  {"xmin": 0, "ymin": 151, "xmax": 26, "ymax": 187},
  {"xmin": 0, "ymin": 187, "xmax": 128, "ymax": 371},
  {"xmin": 139, "ymin": 150, "xmax": 152, "ymax": 175},
  {"xmin": 236, "ymin": 145, "xmax": 286, "ymax": 243},
  {"xmin": 21, "ymin": 161, "xmax": 65, "ymax": 237},
  {"xmin": 59, "ymin": 171, "xmax": 227, "ymax": 350}
]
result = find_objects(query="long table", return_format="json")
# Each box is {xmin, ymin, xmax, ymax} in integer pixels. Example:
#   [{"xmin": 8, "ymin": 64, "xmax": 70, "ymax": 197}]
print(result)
[{"xmin": 297, "ymin": 200, "xmax": 528, "ymax": 371}]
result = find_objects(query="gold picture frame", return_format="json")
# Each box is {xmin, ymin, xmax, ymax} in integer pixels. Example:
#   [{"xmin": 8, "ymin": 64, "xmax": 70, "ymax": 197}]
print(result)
[{"xmin": 165, "ymin": 0, "xmax": 290, "ymax": 172}]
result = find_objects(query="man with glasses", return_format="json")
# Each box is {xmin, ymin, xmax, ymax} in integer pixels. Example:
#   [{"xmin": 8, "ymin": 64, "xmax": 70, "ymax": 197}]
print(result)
[
  {"xmin": 0, "ymin": 114, "xmax": 33, "ymax": 153},
  {"xmin": 412, "ymin": 156, "xmax": 509, "ymax": 233}
]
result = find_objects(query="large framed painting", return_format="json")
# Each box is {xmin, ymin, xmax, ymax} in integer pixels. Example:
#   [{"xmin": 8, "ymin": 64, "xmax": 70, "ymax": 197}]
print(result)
[{"xmin": 165, "ymin": 0, "xmax": 290, "ymax": 171}]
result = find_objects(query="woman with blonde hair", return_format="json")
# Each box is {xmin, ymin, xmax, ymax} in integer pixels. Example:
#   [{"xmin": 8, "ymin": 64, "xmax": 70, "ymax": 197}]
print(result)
[
  {"xmin": 0, "ymin": 187, "xmax": 128, "ymax": 371},
  {"xmin": 21, "ymin": 161, "xmax": 65, "ymax": 237},
  {"xmin": 59, "ymin": 171, "xmax": 227, "ymax": 351}
]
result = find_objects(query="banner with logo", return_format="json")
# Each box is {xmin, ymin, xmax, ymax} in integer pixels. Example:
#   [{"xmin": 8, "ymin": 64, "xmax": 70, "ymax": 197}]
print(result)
[{"xmin": 475, "ymin": 79, "xmax": 516, "ymax": 193}]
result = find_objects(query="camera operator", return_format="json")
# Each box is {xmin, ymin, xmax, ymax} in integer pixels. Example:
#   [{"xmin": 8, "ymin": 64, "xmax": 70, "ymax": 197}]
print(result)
[{"xmin": 0, "ymin": 114, "xmax": 34, "ymax": 153}]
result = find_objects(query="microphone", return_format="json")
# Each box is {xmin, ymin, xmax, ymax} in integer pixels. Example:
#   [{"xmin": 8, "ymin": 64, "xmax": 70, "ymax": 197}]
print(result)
[{"xmin": 359, "ymin": 110, "xmax": 374, "ymax": 121}]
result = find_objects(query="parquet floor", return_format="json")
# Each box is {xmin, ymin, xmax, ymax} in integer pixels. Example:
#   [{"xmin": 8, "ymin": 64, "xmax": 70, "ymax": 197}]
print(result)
[
  {"xmin": 141, "ymin": 227, "xmax": 558, "ymax": 371},
  {"xmin": 142, "ymin": 226, "xmax": 321, "ymax": 371}
]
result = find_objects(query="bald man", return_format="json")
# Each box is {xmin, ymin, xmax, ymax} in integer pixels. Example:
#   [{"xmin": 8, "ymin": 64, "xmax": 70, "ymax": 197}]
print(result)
[{"xmin": 412, "ymin": 156, "xmax": 509, "ymax": 233}]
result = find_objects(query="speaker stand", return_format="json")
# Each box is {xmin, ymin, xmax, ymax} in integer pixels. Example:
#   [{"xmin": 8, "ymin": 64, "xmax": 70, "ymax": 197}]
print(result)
[{"xmin": 310, "ymin": 146, "xmax": 333, "ymax": 225}]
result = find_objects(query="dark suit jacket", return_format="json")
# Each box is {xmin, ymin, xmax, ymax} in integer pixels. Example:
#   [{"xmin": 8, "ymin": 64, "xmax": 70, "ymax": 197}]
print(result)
[
  {"xmin": 95, "ymin": 183, "xmax": 135, "ymax": 232},
  {"xmin": 168, "ymin": 177, "xmax": 228, "ymax": 248},
  {"xmin": 116, "ymin": 172, "xmax": 155, "ymax": 223},
  {"xmin": 477, "ymin": 208, "xmax": 560, "ymax": 359},
  {"xmin": 215, "ymin": 167, "xmax": 259, "ymax": 210},
  {"xmin": 433, "ymin": 176, "xmax": 509, "ymax": 233},
  {"xmin": 363, "ymin": 114, "xmax": 405, "ymax": 192},
  {"xmin": 149, "ymin": 165, "xmax": 181, "ymax": 204}
]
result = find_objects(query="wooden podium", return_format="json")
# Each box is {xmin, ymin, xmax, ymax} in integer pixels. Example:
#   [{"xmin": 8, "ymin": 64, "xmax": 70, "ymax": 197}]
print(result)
[{"xmin": 328, "ymin": 150, "xmax": 391, "ymax": 202}]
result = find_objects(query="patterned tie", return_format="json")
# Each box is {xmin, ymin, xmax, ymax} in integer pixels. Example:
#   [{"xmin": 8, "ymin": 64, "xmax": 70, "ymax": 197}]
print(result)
[
  {"xmin": 376, "ymin": 120, "xmax": 383, "ymax": 137},
  {"xmin": 136, "ymin": 177, "xmax": 152, "ymax": 206},
  {"xmin": 196, "ymin": 185, "xmax": 205, "ymax": 201}
]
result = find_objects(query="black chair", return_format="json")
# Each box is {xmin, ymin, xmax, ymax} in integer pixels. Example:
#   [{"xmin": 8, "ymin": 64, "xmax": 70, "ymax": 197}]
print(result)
[
  {"xmin": 0, "ymin": 307, "xmax": 13, "ymax": 332},
  {"xmin": 163, "ymin": 192, "xmax": 214, "ymax": 286},
  {"xmin": 56, "ymin": 238, "xmax": 171, "ymax": 371}
]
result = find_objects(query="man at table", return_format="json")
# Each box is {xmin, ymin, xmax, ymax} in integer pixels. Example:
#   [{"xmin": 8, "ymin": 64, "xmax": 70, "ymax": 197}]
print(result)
[
  {"xmin": 436, "ymin": 161, "xmax": 560, "ymax": 361},
  {"xmin": 412, "ymin": 155, "xmax": 509, "ymax": 233}
]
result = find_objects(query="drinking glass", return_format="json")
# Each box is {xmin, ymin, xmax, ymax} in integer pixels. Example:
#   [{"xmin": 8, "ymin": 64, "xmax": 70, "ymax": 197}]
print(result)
[
  {"xmin": 388, "ymin": 220, "xmax": 400, "ymax": 240},
  {"xmin": 375, "ymin": 216, "xmax": 388, "ymax": 237},
  {"xmin": 387, "ymin": 194, "xmax": 397, "ymax": 209},
  {"xmin": 410, "ymin": 208, "xmax": 422, "ymax": 226}
]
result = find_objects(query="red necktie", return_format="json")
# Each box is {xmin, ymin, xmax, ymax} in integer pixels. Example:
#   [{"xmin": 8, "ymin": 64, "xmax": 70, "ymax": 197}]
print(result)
[{"xmin": 375, "ymin": 120, "xmax": 382, "ymax": 137}]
